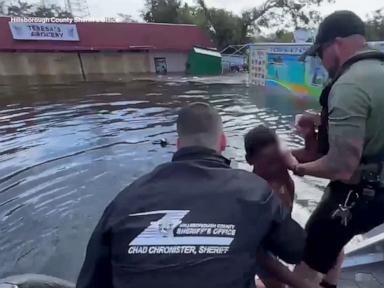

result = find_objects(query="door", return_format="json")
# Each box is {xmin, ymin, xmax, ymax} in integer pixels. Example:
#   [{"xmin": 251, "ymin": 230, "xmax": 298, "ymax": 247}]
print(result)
[{"xmin": 154, "ymin": 57, "xmax": 167, "ymax": 75}]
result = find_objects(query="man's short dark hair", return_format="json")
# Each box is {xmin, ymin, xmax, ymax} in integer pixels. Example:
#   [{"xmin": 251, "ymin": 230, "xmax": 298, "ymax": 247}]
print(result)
[
  {"xmin": 177, "ymin": 102, "xmax": 222, "ymax": 136},
  {"xmin": 244, "ymin": 125, "xmax": 277, "ymax": 159}
]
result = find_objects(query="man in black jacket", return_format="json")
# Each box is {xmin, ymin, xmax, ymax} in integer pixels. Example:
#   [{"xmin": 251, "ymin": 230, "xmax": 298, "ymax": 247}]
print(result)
[{"xmin": 76, "ymin": 102, "xmax": 306, "ymax": 288}]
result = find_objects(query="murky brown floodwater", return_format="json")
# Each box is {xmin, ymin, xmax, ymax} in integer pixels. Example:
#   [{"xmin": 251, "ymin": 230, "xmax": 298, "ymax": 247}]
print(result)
[{"xmin": 0, "ymin": 78, "xmax": 327, "ymax": 281}]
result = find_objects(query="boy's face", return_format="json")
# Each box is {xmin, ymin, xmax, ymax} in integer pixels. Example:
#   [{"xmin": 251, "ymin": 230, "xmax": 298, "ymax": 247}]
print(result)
[{"xmin": 252, "ymin": 143, "xmax": 285, "ymax": 176}]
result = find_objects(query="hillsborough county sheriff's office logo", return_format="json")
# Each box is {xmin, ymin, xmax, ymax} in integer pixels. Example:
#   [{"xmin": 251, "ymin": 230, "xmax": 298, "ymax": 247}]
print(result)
[
  {"xmin": 157, "ymin": 217, "xmax": 181, "ymax": 238},
  {"xmin": 128, "ymin": 210, "xmax": 236, "ymax": 255}
]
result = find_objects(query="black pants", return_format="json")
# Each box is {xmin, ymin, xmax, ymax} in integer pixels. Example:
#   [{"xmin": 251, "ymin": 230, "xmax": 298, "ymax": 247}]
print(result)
[{"xmin": 303, "ymin": 181, "xmax": 384, "ymax": 274}]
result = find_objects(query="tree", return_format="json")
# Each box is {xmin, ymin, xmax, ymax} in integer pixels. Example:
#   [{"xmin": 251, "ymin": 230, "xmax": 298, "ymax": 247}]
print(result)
[
  {"xmin": 275, "ymin": 29, "xmax": 295, "ymax": 42},
  {"xmin": 365, "ymin": 9, "xmax": 384, "ymax": 41},
  {"xmin": 2, "ymin": 1, "xmax": 72, "ymax": 17},
  {"xmin": 6, "ymin": 0, "xmax": 33, "ymax": 16},
  {"xmin": 176, "ymin": 3, "xmax": 197, "ymax": 24},
  {"xmin": 197, "ymin": 0, "xmax": 333, "ymax": 48},
  {"xmin": 141, "ymin": 0, "xmax": 248, "ymax": 48},
  {"xmin": 141, "ymin": 0, "xmax": 384, "ymax": 50},
  {"xmin": 204, "ymin": 9, "xmax": 244, "ymax": 49},
  {"xmin": 142, "ymin": 0, "xmax": 204, "ymax": 25},
  {"xmin": 117, "ymin": 13, "xmax": 136, "ymax": 22},
  {"xmin": 56, "ymin": 10, "xmax": 72, "ymax": 18},
  {"xmin": 31, "ymin": 5, "xmax": 56, "ymax": 17},
  {"xmin": 255, "ymin": 29, "xmax": 295, "ymax": 43},
  {"xmin": 30, "ymin": 4, "xmax": 73, "ymax": 18},
  {"xmin": 142, "ymin": 0, "xmax": 181, "ymax": 23},
  {"xmin": 0, "ymin": 1, "xmax": 6, "ymax": 16}
]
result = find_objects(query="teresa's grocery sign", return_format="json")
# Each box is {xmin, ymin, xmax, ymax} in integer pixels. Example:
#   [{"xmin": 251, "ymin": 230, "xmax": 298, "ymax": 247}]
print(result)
[{"xmin": 9, "ymin": 22, "xmax": 80, "ymax": 41}]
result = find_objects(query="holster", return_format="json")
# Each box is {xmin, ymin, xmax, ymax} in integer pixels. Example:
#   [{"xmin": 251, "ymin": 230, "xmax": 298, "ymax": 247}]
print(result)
[
  {"xmin": 331, "ymin": 163, "xmax": 384, "ymax": 203},
  {"xmin": 360, "ymin": 162, "xmax": 384, "ymax": 189}
]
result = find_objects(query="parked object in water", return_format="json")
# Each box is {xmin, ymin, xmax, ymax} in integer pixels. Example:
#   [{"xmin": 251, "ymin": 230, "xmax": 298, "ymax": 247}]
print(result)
[
  {"xmin": 0, "ymin": 274, "xmax": 75, "ymax": 288},
  {"xmin": 222, "ymin": 54, "xmax": 247, "ymax": 73},
  {"xmin": 187, "ymin": 47, "xmax": 222, "ymax": 76}
]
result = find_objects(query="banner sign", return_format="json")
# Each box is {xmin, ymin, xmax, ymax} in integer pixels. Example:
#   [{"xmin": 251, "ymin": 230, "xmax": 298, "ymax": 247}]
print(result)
[
  {"xmin": 249, "ymin": 49, "xmax": 268, "ymax": 86},
  {"xmin": 249, "ymin": 42, "xmax": 384, "ymax": 96},
  {"xmin": 249, "ymin": 45, "xmax": 327, "ymax": 96},
  {"xmin": 268, "ymin": 45, "xmax": 309, "ymax": 55},
  {"xmin": 9, "ymin": 22, "xmax": 80, "ymax": 41}
]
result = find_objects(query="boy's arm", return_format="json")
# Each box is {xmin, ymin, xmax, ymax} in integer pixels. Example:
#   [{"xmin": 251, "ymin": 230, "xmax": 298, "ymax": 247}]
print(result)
[
  {"xmin": 277, "ymin": 170, "xmax": 295, "ymax": 209},
  {"xmin": 284, "ymin": 173, "xmax": 295, "ymax": 208}
]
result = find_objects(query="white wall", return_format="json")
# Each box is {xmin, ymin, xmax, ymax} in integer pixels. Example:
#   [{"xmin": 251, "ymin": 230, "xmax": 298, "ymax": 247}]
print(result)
[
  {"xmin": 0, "ymin": 51, "xmax": 190, "ymax": 84},
  {"xmin": 80, "ymin": 52, "xmax": 150, "ymax": 75},
  {"xmin": 0, "ymin": 52, "xmax": 82, "ymax": 76},
  {"xmin": 149, "ymin": 52, "xmax": 188, "ymax": 73}
]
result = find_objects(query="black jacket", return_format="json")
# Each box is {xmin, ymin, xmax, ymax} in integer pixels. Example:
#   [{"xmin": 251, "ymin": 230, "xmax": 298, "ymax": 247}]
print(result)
[{"xmin": 77, "ymin": 147, "xmax": 305, "ymax": 288}]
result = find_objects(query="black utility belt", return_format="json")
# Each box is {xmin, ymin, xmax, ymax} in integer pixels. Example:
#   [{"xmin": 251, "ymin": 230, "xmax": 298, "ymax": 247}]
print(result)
[
  {"xmin": 332, "ymin": 162, "xmax": 384, "ymax": 200},
  {"xmin": 345, "ymin": 183, "xmax": 379, "ymax": 198},
  {"xmin": 331, "ymin": 181, "xmax": 379, "ymax": 204}
]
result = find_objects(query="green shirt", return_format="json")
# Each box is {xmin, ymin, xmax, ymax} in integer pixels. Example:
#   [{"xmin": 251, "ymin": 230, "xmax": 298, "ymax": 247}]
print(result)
[{"xmin": 328, "ymin": 50, "xmax": 384, "ymax": 159}]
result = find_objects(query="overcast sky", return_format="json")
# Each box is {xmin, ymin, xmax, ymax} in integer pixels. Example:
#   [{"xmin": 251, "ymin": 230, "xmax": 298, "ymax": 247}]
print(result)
[{"xmin": 86, "ymin": 0, "xmax": 383, "ymax": 21}]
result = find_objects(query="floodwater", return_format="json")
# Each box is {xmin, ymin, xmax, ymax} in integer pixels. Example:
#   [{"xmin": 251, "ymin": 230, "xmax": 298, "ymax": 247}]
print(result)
[{"xmin": 0, "ymin": 76, "xmax": 327, "ymax": 281}]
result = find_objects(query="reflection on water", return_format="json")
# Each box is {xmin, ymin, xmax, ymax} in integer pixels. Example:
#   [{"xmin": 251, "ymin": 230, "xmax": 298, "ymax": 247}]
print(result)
[{"xmin": 0, "ymin": 79, "xmax": 325, "ymax": 281}]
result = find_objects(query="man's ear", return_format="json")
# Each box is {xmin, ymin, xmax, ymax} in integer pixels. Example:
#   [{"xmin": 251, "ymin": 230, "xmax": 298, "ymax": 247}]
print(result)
[
  {"xmin": 334, "ymin": 37, "xmax": 343, "ymax": 53},
  {"xmin": 335, "ymin": 37, "xmax": 343, "ymax": 44},
  {"xmin": 220, "ymin": 133, "xmax": 227, "ymax": 152}
]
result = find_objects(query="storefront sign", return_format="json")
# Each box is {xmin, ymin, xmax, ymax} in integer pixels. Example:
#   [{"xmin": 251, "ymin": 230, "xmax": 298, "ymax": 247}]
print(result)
[
  {"xmin": 9, "ymin": 22, "xmax": 80, "ymax": 41},
  {"xmin": 268, "ymin": 45, "xmax": 308, "ymax": 55},
  {"xmin": 249, "ymin": 49, "xmax": 267, "ymax": 86}
]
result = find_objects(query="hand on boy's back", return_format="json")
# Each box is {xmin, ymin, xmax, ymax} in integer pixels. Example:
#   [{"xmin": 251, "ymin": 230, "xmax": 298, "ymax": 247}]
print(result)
[
  {"xmin": 283, "ymin": 151, "xmax": 307, "ymax": 177},
  {"xmin": 282, "ymin": 151, "xmax": 299, "ymax": 171}
]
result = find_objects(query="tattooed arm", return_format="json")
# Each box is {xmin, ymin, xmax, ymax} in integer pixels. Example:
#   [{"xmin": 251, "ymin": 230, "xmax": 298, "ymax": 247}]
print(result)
[{"xmin": 293, "ymin": 83, "xmax": 369, "ymax": 182}]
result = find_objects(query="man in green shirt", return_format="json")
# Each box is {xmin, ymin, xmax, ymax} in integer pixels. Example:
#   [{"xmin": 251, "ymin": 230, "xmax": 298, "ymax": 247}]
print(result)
[{"xmin": 288, "ymin": 10, "xmax": 384, "ymax": 288}]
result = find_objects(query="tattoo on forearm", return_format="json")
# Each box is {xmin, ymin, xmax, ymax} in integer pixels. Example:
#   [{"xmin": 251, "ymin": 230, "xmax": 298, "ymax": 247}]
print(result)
[{"xmin": 327, "ymin": 133, "xmax": 363, "ymax": 177}]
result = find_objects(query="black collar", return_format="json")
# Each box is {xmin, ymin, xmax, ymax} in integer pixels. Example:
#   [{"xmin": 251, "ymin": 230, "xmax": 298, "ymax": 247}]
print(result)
[{"xmin": 172, "ymin": 146, "xmax": 231, "ymax": 167}]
